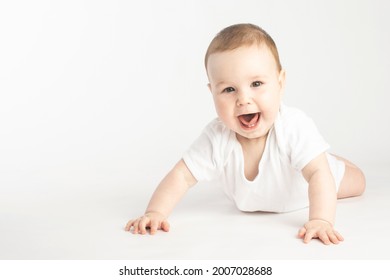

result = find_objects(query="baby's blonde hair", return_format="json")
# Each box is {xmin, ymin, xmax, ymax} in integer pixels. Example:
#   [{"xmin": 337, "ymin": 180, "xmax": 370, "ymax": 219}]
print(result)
[{"xmin": 205, "ymin": 23, "xmax": 282, "ymax": 72}]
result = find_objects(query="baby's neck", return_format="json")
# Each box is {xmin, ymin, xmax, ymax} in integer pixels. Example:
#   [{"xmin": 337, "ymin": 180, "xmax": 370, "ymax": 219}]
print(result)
[{"xmin": 236, "ymin": 132, "xmax": 268, "ymax": 148}]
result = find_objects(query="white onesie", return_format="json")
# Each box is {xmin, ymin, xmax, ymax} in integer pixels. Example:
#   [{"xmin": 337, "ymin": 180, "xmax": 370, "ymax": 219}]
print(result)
[{"xmin": 183, "ymin": 104, "xmax": 345, "ymax": 213}]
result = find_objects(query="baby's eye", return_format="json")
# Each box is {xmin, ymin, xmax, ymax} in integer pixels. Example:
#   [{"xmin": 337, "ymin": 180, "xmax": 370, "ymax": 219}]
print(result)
[
  {"xmin": 222, "ymin": 87, "xmax": 235, "ymax": 93},
  {"xmin": 251, "ymin": 81, "xmax": 263, "ymax": 87}
]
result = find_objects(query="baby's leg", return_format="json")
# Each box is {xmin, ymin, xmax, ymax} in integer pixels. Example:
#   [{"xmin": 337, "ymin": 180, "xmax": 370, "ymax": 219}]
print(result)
[{"xmin": 332, "ymin": 155, "xmax": 366, "ymax": 199}]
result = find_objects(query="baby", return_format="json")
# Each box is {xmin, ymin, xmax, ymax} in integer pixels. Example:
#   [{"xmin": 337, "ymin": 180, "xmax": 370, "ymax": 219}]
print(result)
[{"xmin": 125, "ymin": 23, "xmax": 366, "ymax": 245}]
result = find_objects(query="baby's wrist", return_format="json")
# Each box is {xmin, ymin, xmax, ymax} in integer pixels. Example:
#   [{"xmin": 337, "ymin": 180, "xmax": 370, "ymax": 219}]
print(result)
[
  {"xmin": 145, "ymin": 210, "xmax": 166, "ymax": 218},
  {"xmin": 309, "ymin": 218, "xmax": 333, "ymax": 227}
]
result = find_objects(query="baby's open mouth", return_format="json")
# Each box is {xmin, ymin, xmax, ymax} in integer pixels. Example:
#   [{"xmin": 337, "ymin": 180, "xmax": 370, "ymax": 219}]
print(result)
[{"xmin": 238, "ymin": 112, "xmax": 260, "ymax": 128}]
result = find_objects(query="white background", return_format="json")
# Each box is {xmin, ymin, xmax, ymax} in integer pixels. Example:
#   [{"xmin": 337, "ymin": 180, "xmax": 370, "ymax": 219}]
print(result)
[
  {"xmin": 1, "ymin": 0, "xmax": 390, "ymax": 260},
  {"xmin": 1, "ymin": 0, "xmax": 389, "ymax": 191}
]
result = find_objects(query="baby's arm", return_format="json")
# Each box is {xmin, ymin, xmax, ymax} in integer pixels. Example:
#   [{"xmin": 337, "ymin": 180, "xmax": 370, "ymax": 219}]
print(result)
[
  {"xmin": 298, "ymin": 153, "xmax": 344, "ymax": 245},
  {"xmin": 125, "ymin": 159, "xmax": 197, "ymax": 235}
]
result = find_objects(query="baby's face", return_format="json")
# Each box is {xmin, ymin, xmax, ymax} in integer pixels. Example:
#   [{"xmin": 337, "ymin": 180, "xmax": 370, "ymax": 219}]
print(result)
[{"xmin": 207, "ymin": 44, "xmax": 285, "ymax": 141}]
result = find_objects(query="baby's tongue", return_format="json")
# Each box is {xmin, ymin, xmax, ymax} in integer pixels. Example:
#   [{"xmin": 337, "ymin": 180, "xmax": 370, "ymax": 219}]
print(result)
[{"xmin": 238, "ymin": 113, "xmax": 259, "ymax": 126}]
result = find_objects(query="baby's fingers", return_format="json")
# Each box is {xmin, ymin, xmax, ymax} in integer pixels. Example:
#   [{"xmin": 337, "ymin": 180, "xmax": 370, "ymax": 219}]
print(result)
[
  {"xmin": 132, "ymin": 219, "xmax": 141, "ymax": 234},
  {"xmin": 328, "ymin": 233, "xmax": 340, "ymax": 244},
  {"xmin": 138, "ymin": 217, "xmax": 151, "ymax": 235},
  {"xmin": 298, "ymin": 227, "xmax": 314, "ymax": 243},
  {"xmin": 298, "ymin": 227, "xmax": 306, "ymax": 238},
  {"xmin": 125, "ymin": 220, "xmax": 134, "ymax": 231},
  {"xmin": 125, "ymin": 215, "xmax": 170, "ymax": 235},
  {"xmin": 334, "ymin": 230, "xmax": 344, "ymax": 242},
  {"xmin": 150, "ymin": 220, "xmax": 159, "ymax": 235},
  {"xmin": 161, "ymin": 220, "xmax": 170, "ymax": 232},
  {"xmin": 148, "ymin": 219, "xmax": 170, "ymax": 234},
  {"xmin": 302, "ymin": 229, "xmax": 316, "ymax": 244},
  {"xmin": 127, "ymin": 217, "xmax": 146, "ymax": 234},
  {"xmin": 328, "ymin": 230, "xmax": 344, "ymax": 244},
  {"xmin": 318, "ymin": 231, "xmax": 331, "ymax": 245}
]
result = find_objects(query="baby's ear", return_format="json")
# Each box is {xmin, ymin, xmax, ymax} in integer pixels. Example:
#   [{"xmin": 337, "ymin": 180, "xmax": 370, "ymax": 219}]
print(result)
[
  {"xmin": 207, "ymin": 83, "xmax": 212, "ymax": 93},
  {"xmin": 278, "ymin": 69, "xmax": 286, "ymax": 87},
  {"xmin": 278, "ymin": 69, "xmax": 286, "ymax": 98}
]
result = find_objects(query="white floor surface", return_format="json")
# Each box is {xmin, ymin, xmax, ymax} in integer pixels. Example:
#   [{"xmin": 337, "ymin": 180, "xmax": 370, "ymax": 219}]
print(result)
[{"xmin": 1, "ymin": 163, "xmax": 389, "ymax": 260}]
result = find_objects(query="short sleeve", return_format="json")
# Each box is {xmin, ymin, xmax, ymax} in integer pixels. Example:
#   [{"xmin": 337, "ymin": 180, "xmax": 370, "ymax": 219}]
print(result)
[
  {"xmin": 279, "ymin": 107, "xmax": 330, "ymax": 171},
  {"xmin": 182, "ymin": 119, "xmax": 235, "ymax": 182}
]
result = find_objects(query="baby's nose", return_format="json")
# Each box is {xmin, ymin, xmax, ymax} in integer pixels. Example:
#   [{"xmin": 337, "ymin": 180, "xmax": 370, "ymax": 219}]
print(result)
[{"xmin": 236, "ymin": 91, "xmax": 252, "ymax": 106}]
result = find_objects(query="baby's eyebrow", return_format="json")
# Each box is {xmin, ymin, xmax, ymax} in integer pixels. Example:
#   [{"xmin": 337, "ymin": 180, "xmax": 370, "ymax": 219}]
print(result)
[
  {"xmin": 215, "ymin": 81, "xmax": 231, "ymax": 87},
  {"xmin": 213, "ymin": 75, "xmax": 269, "ymax": 87},
  {"xmin": 250, "ymin": 75, "xmax": 268, "ymax": 80}
]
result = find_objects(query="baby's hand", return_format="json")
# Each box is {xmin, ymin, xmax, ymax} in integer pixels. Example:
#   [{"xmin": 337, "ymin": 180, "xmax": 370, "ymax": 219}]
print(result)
[
  {"xmin": 125, "ymin": 211, "xmax": 170, "ymax": 235},
  {"xmin": 298, "ymin": 219, "xmax": 344, "ymax": 245}
]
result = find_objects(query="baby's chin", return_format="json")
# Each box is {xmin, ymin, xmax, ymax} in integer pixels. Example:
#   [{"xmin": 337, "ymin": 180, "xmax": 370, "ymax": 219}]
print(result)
[
  {"xmin": 233, "ymin": 121, "xmax": 271, "ymax": 142},
  {"xmin": 234, "ymin": 129, "xmax": 269, "ymax": 143}
]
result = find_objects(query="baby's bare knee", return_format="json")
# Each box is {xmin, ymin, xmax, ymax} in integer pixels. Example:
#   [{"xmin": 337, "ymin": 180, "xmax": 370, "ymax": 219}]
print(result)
[
  {"xmin": 355, "ymin": 168, "xmax": 366, "ymax": 196},
  {"xmin": 346, "ymin": 167, "xmax": 366, "ymax": 197},
  {"xmin": 337, "ymin": 165, "xmax": 366, "ymax": 199}
]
